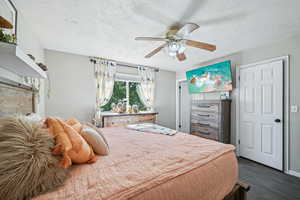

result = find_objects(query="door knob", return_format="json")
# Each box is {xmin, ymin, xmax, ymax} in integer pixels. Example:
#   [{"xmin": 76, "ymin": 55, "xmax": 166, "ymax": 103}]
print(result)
[{"xmin": 274, "ymin": 119, "xmax": 281, "ymax": 123}]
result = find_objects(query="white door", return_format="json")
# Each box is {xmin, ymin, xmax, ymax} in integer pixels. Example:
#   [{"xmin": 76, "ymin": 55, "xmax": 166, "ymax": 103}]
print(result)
[
  {"xmin": 239, "ymin": 60, "xmax": 283, "ymax": 170},
  {"xmin": 179, "ymin": 81, "xmax": 191, "ymax": 133}
]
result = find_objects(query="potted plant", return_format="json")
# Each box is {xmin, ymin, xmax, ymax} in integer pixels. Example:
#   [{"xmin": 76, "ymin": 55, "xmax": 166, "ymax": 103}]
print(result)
[
  {"xmin": 0, "ymin": 28, "xmax": 16, "ymax": 44},
  {"xmin": 0, "ymin": 0, "xmax": 18, "ymax": 44}
]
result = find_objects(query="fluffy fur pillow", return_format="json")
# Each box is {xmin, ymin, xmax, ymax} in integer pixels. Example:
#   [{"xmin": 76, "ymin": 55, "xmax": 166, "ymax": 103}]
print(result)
[{"xmin": 0, "ymin": 115, "xmax": 69, "ymax": 200}]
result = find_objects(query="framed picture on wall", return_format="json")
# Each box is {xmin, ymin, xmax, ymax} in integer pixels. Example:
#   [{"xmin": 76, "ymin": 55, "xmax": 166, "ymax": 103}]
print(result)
[
  {"xmin": 0, "ymin": 0, "xmax": 17, "ymax": 43},
  {"xmin": 186, "ymin": 61, "xmax": 233, "ymax": 94}
]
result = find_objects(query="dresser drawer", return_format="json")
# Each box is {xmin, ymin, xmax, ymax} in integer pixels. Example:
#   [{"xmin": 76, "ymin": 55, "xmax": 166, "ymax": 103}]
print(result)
[
  {"xmin": 191, "ymin": 125, "xmax": 218, "ymax": 133},
  {"xmin": 191, "ymin": 118, "xmax": 219, "ymax": 129},
  {"xmin": 191, "ymin": 111, "xmax": 219, "ymax": 122},
  {"xmin": 138, "ymin": 115, "xmax": 156, "ymax": 122},
  {"xmin": 191, "ymin": 127, "xmax": 219, "ymax": 141},
  {"xmin": 191, "ymin": 103, "xmax": 219, "ymax": 113}
]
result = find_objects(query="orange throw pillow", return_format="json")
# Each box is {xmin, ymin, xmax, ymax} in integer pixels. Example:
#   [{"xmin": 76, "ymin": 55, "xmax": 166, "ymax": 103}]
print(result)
[
  {"xmin": 65, "ymin": 118, "xmax": 83, "ymax": 133},
  {"xmin": 46, "ymin": 118, "xmax": 97, "ymax": 168}
]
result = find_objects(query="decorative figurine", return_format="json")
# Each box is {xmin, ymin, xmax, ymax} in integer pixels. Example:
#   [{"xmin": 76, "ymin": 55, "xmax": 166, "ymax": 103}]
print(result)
[
  {"xmin": 132, "ymin": 105, "xmax": 139, "ymax": 113},
  {"xmin": 127, "ymin": 105, "xmax": 133, "ymax": 113},
  {"xmin": 111, "ymin": 103, "xmax": 117, "ymax": 113}
]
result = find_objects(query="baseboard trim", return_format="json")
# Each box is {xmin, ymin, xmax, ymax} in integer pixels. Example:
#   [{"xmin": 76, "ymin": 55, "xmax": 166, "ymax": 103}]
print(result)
[{"xmin": 287, "ymin": 170, "xmax": 300, "ymax": 178}]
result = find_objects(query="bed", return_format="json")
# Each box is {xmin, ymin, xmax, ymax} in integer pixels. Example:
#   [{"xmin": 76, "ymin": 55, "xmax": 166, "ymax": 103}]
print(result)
[{"xmin": 34, "ymin": 127, "xmax": 248, "ymax": 200}]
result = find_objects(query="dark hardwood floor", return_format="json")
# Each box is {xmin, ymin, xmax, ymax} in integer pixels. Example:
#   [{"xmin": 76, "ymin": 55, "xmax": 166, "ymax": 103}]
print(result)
[{"xmin": 239, "ymin": 158, "xmax": 300, "ymax": 200}]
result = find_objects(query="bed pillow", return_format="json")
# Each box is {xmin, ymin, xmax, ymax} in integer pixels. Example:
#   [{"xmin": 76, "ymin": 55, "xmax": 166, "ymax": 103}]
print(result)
[
  {"xmin": 25, "ymin": 113, "xmax": 43, "ymax": 122},
  {"xmin": 86, "ymin": 123, "xmax": 109, "ymax": 147},
  {"xmin": 65, "ymin": 118, "xmax": 83, "ymax": 133},
  {"xmin": 81, "ymin": 124, "xmax": 109, "ymax": 155},
  {"xmin": 0, "ymin": 115, "xmax": 69, "ymax": 200},
  {"xmin": 46, "ymin": 118, "xmax": 97, "ymax": 168}
]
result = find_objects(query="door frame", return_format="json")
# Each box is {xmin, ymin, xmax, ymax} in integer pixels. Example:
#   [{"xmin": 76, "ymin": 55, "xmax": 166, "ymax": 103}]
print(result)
[
  {"xmin": 236, "ymin": 55, "xmax": 290, "ymax": 173},
  {"xmin": 176, "ymin": 79, "xmax": 187, "ymax": 131}
]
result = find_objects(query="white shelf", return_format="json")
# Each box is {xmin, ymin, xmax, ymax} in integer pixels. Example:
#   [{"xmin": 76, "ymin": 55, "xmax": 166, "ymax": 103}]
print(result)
[{"xmin": 0, "ymin": 41, "xmax": 47, "ymax": 78}]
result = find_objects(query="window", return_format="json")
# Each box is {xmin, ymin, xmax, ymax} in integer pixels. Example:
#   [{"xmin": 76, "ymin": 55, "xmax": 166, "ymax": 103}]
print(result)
[{"xmin": 101, "ymin": 81, "xmax": 147, "ymax": 112}]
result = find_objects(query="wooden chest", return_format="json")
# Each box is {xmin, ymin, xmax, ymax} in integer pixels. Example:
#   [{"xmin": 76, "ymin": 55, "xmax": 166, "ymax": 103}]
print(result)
[
  {"xmin": 190, "ymin": 100, "xmax": 231, "ymax": 143},
  {"xmin": 101, "ymin": 112, "xmax": 158, "ymax": 128}
]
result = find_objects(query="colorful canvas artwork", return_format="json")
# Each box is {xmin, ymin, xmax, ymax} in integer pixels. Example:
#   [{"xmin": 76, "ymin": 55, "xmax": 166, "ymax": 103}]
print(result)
[{"xmin": 186, "ymin": 60, "xmax": 233, "ymax": 93}]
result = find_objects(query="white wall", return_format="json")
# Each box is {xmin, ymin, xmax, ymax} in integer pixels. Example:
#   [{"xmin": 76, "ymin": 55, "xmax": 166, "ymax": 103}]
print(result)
[
  {"xmin": 155, "ymin": 70, "xmax": 176, "ymax": 129},
  {"xmin": 0, "ymin": 5, "xmax": 45, "ymax": 116},
  {"xmin": 45, "ymin": 50, "xmax": 176, "ymax": 128},
  {"xmin": 45, "ymin": 51, "xmax": 95, "ymax": 122},
  {"xmin": 176, "ymin": 33, "xmax": 300, "ymax": 174}
]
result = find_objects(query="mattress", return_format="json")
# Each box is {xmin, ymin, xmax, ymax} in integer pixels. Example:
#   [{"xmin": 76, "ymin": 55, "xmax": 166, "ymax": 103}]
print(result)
[{"xmin": 35, "ymin": 127, "xmax": 238, "ymax": 200}]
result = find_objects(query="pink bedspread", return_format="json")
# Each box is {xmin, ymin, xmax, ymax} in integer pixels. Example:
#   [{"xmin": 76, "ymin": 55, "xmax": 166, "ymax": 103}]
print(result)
[{"xmin": 35, "ymin": 127, "xmax": 238, "ymax": 200}]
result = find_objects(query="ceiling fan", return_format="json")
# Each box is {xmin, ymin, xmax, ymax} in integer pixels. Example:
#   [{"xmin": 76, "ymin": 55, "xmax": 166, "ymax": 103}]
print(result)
[{"xmin": 135, "ymin": 23, "xmax": 216, "ymax": 62}]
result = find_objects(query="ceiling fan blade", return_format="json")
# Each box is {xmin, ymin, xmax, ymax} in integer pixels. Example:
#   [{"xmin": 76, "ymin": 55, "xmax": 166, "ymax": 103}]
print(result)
[
  {"xmin": 176, "ymin": 52, "xmax": 187, "ymax": 62},
  {"xmin": 185, "ymin": 40, "xmax": 216, "ymax": 52},
  {"xmin": 145, "ymin": 43, "xmax": 167, "ymax": 58},
  {"xmin": 135, "ymin": 37, "xmax": 166, "ymax": 42},
  {"xmin": 176, "ymin": 23, "xmax": 199, "ymax": 37}
]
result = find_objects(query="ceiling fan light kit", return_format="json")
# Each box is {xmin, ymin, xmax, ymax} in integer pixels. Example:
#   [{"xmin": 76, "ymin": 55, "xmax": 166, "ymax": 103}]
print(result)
[
  {"xmin": 165, "ymin": 40, "xmax": 186, "ymax": 57},
  {"xmin": 135, "ymin": 23, "xmax": 216, "ymax": 62}
]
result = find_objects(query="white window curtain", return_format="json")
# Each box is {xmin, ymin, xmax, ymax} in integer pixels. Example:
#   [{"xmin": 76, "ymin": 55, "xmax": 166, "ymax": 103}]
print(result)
[
  {"xmin": 137, "ymin": 66, "xmax": 156, "ymax": 111},
  {"xmin": 94, "ymin": 59, "xmax": 117, "ymax": 124}
]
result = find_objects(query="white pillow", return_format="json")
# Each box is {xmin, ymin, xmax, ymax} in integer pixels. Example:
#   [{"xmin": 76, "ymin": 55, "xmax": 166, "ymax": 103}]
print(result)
[{"xmin": 81, "ymin": 126, "xmax": 109, "ymax": 156}]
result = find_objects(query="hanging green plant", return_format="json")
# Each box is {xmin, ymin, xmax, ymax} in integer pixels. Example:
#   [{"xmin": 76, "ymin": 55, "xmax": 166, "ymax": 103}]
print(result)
[{"xmin": 0, "ymin": 28, "xmax": 16, "ymax": 44}]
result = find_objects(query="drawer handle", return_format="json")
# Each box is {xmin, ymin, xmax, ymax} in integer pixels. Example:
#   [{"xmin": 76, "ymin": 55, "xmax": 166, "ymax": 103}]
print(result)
[
  {"xmin": 199, "ymin": 123, "xmax": 210, "ymax": 127},
  {"xmin": 200, "ymin": 130, "xmax": 210, "ymax": 135},
  {"xmin": 197, "ymin": 114, "xmax": 210, "ymax": 117},
  {"xmin": 197, "ymin": 105, "xmax": 210, "ymax": 108}
]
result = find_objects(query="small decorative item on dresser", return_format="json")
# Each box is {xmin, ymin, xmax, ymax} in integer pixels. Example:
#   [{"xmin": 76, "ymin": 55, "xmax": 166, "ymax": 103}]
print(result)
[
  {"xmin": 122, "ymin": 100, "xmax": 127, "ymax": 112},
  {"xmin": 111, "ymin": 103, "xmax": 117, "ymax": 113},
  {"xmin": 127, "ymin": 105, "xmax": 133, "ymax": 113},
  {"xmin": 132, "ymin": 104, "xmax": 139, "ymax": 113},
  {"xmin": 116, "ymin": 101, "xmax": 126, "ymax": 113}
]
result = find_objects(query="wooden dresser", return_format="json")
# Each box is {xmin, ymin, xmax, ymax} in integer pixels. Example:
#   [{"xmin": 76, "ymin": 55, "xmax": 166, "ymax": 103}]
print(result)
[
  {"xmin": 100, "ymin": 112, "xmax": 158, "ymax": 128},
  {"xmin": 190, "ymin": 100, "xmax": 231, "ymax": 143}
]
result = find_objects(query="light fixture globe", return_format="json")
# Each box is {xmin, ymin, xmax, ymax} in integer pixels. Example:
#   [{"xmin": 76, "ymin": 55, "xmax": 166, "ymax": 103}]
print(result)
[
  {"xmin": 178, "ymin": 40, "xmax": 186, "ymax": 53},
  {"xmin": 166, "ymin": 41, "xmax": 186, "ymax": 57},
  {"xmin": 168, "ymin": 42, "xmax": 180, "ymax": 51}
]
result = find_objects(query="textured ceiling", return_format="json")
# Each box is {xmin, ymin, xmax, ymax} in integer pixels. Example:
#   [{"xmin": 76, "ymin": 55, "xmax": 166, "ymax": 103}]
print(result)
[{"xmin": 13, "ymin": 0, "xmax": 300, "ymax": 71}]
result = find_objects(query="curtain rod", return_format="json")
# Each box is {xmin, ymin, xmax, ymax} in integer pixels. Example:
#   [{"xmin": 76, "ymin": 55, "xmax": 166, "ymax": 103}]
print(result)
[{"xmin": 89, "ymin": 57, "xmax": 159, "ymax": 72}]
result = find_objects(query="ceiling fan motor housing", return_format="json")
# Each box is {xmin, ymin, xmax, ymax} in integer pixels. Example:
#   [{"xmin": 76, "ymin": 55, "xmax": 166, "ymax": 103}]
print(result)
[{"xmin": 166, "ymin": 25, "xmax": 180, "ymax": 38}]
